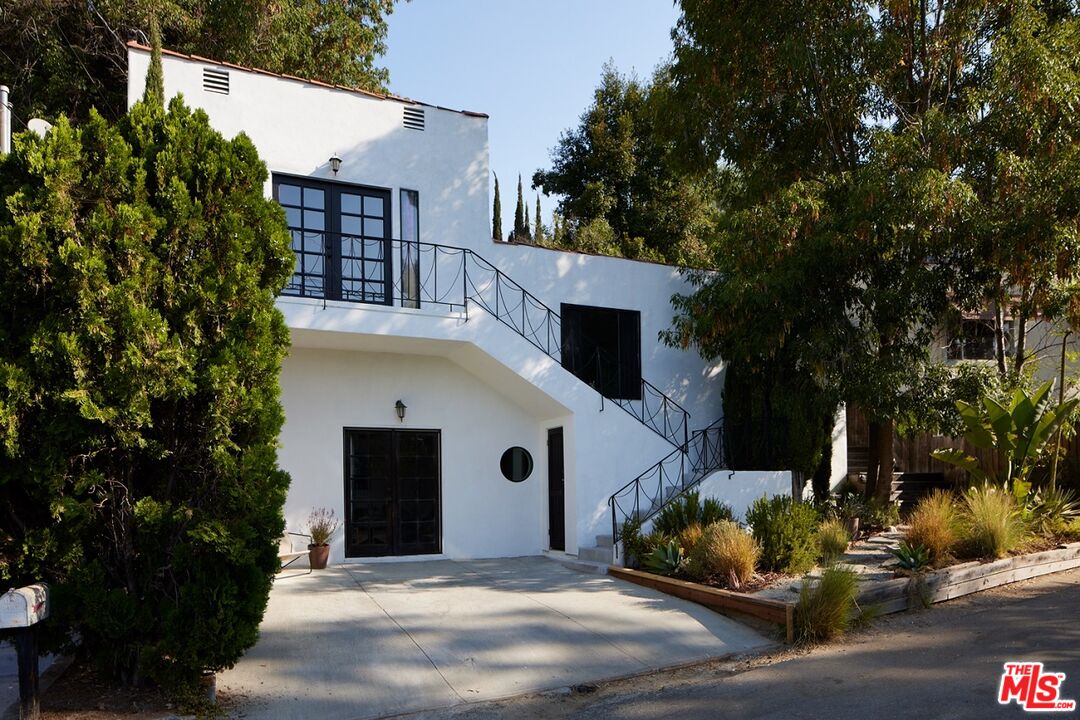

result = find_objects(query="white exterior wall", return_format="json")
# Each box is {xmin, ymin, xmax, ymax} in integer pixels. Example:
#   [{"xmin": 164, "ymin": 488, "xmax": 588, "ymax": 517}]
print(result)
[
  {"xmin": 127, "ymin": 49, "xmax": 490, "ymax": 255},
  {"xmin": 695, "ymin": 471, "xmax": 794, "ymax": 522},
  {"xmin": 126, "ymin": 47, "xmax": 753, "ymax": 560},
  {"xmin": 281, "ymin": 348, "xmax": 552, "ymax": 561},
  {"xmin": 278, "ymin": 301, "xmax": 678, "ymax": 555},
  {"xmin": 482, "ymin": 242, "xmax": 724, "ymax": 424}
]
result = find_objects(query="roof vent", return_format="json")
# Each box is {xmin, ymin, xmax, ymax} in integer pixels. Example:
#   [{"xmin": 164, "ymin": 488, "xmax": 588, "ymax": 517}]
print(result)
[
  {"xmin": 403, "ymin": 107, "xmax": 425, "ymax": 131},
  {"xmin": 202, "ymin": 68, "xmax": 229, "ymax": 95}
]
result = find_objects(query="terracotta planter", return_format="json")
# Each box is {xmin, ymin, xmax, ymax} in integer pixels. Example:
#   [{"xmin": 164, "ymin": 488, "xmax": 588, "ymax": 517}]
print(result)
[{"xmin": 308, "ymin": 543, "xmax": 330, "ymax": 570}]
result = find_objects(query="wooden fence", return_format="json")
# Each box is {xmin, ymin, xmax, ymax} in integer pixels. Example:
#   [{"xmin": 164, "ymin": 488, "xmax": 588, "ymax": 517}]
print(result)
[{"xmin": 845, "ymin": 405, "xmax": 1080, "ymax": 488}]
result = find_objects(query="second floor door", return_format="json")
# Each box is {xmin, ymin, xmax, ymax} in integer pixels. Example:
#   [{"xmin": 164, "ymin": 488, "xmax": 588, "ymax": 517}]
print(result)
[{"xmin": 274, "ymin": 175, "xmax": 392, "ymax": 305}]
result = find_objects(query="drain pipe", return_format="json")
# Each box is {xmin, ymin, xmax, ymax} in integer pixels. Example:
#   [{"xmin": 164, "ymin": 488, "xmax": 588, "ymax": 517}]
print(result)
[{"xmin": 0, "ymin": 85, "xmax": 10, "ymax": 155}]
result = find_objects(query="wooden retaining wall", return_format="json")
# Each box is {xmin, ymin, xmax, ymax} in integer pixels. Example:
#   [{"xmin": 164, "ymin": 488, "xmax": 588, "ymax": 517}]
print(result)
[
  {"xmin": 608, "ymin": 566, "xmax": 795, "ymax": 643},
  {"xmin": 857, "ymin": 542, "xmax": 1080, "ymax": 615},
  {"xmin": 609, "ymin": 542, "xmax": 1080, "ymax": 644}
]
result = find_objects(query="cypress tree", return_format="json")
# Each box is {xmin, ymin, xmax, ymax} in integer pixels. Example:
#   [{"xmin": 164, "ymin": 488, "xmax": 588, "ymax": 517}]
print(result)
[
  {"xmin": 0, "ymin": 77, "xmax": 293, "ymax": 689},
  {"xmin": 492, "ymin": 172, "xmax": 503, "ymax": 241},
  {"xmin": 534, "ymin": 194, "xmax": 543, "ymax": 244},
  {"xmin": 143, "ymin": 15, "xmax": 165, "ymax": 106},
  {"xmin": 523, "ymin": 192, "xmax": 531, "ymax": 240},
  {"xmin": 513, "ymin": 174, "xmax": 525, "ymax": 241}
]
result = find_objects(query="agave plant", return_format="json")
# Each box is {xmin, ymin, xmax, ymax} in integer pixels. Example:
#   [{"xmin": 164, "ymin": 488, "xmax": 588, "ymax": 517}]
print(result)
[
  {"xmin": 642, "ymin": 538, "xmax": 685, "ymax": 576},
  {"xmin": 890, "ymin": 541, "xmax": 931, "ymax": 572},
  {"xmin": 1030, "ymin": 486, "xmax": 1080, "ymax": 535},
  {"xmin": 930, "ymin": 381, "xmax": 1078, "ymax": 493}
]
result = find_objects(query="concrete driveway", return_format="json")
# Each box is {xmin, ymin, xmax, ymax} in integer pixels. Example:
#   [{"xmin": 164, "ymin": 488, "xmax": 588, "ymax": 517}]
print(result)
[{"xmin": 218, "ymin": 557, "xmax": 774, "ymax": 720}]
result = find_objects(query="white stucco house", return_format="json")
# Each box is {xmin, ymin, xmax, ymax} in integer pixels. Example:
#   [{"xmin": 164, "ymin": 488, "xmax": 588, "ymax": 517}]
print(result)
[{"xmin": 126, "ymin": 43, "xmax": 815, "ymax": 565}]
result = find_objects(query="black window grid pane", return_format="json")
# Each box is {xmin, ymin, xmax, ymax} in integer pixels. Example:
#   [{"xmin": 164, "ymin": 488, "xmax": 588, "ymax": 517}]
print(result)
[{"xmin": 277, "ymin": 178, "xmax": 389, "ymax": 305}]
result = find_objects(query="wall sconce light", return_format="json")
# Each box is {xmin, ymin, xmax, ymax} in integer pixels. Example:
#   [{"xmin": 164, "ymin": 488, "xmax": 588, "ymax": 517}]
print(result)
[
  {"xmin": 329, "ymin": 154, "xmax": 342, "ymax": 174},
  {"xmin": 395, "ymin": 399, "xmax": 407, "ymax": 422}
]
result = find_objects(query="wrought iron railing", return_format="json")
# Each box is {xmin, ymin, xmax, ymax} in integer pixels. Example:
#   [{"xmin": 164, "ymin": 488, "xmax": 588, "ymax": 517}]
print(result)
[
  {"xmin": 609, "ymin": 419, "xmax": 725, "ymax": 550},
  {"xmin": 608, "ymin": 418, "xmax": 790, "ymax": 551},
  {"xmin": 281, "ymin": 234, "xmax": 690, "ymax": 447}
]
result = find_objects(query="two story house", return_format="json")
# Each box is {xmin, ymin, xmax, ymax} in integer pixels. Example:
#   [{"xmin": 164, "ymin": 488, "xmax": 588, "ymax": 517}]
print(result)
[{"xmin": 126, "ymin": 43, "xmax": 808, "ymax": 565}]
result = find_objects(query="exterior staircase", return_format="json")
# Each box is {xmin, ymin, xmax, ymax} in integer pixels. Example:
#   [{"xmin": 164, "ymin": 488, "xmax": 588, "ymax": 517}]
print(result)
[
  {"xmin": 568, "ymin": 420, "xmax": 730, "ymax": 567},
  {"xmin": 309, "ymin": 240, "xmax": 704, "ymax": 566}
]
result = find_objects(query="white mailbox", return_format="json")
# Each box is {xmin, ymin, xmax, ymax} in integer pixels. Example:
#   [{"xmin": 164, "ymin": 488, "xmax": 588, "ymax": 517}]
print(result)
[{"xmin": 0, "ymin": 584, "xmax": 49, "ymax": 629}]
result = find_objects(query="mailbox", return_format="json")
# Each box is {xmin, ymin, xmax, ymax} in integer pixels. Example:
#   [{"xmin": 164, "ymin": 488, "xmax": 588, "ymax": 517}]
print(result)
[
  {"xmin": 0, "ymin": 584, "xmax": 49, "ymax": 629},
  {"xmin": 2, "ymin": 583, "xmax": 50, "ymax": 720}
]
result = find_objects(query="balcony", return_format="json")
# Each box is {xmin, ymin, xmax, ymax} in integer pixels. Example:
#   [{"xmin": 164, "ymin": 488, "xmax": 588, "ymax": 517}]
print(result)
[{"xmin": 279, "ymin": 231, "xmax": 690, "ymax": 448}]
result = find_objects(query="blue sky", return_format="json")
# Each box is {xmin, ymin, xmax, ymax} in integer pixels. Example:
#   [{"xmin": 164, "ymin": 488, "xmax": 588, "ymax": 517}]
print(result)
[{"xmin": 385, "ymin": 0, "xmax": 681, "ymax": 232}]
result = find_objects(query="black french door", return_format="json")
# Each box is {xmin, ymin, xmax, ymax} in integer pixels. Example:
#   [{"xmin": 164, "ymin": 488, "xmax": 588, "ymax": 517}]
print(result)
[
  {"xmin": 273, "ymin": 175, "xmax": 392, "ymax": 305},
  {"xmin": 344, "ymin": 429, "xmax": 441, "ymax": 557}
]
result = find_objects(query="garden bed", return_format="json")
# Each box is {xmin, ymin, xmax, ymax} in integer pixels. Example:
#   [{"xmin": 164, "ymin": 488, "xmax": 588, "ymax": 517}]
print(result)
[
  {"xmin": 608, "ymin": 566, "xmax": 795, "ymax": 642},
  {"xmin": 611, "ymin": 540, "xmax": 1080, "ymax": 643},
  {"xmin": 856, "ymin": 540, "xmax": 1080, "ymax": 614}
]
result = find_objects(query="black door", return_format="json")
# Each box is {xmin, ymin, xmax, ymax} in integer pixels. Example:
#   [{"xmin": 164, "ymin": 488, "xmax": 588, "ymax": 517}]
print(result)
[
  {"xmin": 547, "ymin": 427, "xmax": 565, "ymax": 551},
  {"xmin": 273, "ymin": 176, "xmax": 392, "ymax": 305},
  {"xmin": 344, "ymin": 429, "xmax": 441, "ymax": 557}
]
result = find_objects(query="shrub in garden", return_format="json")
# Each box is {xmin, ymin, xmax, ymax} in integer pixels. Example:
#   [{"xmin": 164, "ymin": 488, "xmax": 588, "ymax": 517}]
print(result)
[
  {"xmin": 817, "ymin": 518, "xmax": 851, "ymax": 563},
  {"xmin": 678, "ymin": 523, "xmax": 705, "ymax": 557},
  {"xmin": 620, "ymin": 518, "xmax": 648, "ymax": 567},
  {"xmin": 961, "ymin": 485, "xmax": 1025, "ymax": 558},
  {"xmin": 653, "ymin": 490, "xmax": 734, "ymax": 536},
  {"xmin": 685, "ymin": 520, "xmax": 759, "ymax": 588},
  {"xmin": 861, "ymin": 498, "xmax": 901, "ymax": 532},
  {"xmin": 0, "ymin": 87, "xmax": 293, "ymax": 688},
  {"xmin": 905, "ymin": 490, "xmax": 959, "ymax": 561},
  {"xmin": 795, "ymin": 564, "xmax": 859, "ymax": 644},
  {"xmin": 746, "ymin": 495, "xmax": 819, "ymax": 574}
]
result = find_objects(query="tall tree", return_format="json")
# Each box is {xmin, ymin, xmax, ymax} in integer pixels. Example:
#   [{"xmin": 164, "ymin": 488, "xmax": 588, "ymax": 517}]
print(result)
[
  {"xmin": 964, "ymin": 2, "xmax": 1080, "ymax": 380},
  {"xmin": 534, "ymin": 194, "xmax": 545, "ymax": 244},
  {"xmin": 661, "ymin": 0, "xmax": 1064, "ymax": 502},
  {"xmin": 143, "ymin": 14, "xmax": 164, "ymax": 106},
  {"xmin": 492, "ymin": 172, "xmax": 503, "ymax": 241},
  {"xmin": 513, "ymin": 174, "xmax": 526, "ymax": 241},
  {"xmin": 0, "ymin": 92, "xmax": 293, "ymax": 687},
  {"xmin": 533, "ymin": 63, "xmax": 719, "ymax": 264},
  {"xmin": 0, "ymin": 0, "xmax": 400, "ymax": 123}
]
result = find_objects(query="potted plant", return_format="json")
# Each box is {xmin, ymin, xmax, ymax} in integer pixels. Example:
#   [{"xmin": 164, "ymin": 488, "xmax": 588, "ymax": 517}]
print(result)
[{"xmin": 305, "ymin": 507, "xmax": 340, "ymax": 570}]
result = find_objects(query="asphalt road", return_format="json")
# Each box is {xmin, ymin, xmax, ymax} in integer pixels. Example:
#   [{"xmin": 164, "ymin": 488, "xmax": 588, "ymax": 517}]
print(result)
[{"xmin": 413, "ymin": 567, "xmax": 1080, "ymax": 720}]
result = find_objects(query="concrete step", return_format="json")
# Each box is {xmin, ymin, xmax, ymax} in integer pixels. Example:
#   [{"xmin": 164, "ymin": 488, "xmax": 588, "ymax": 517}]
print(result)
[
  {"xmin": 542, "ymin": 551, "xmax": 609, "ymax": 575},
  {"xmin": 578, "ymin": 545, "xmax": 614, "ymax": 564},
  {"xmin": 595, "ymin": 534, "xmax": 613, "ymax": 549}
]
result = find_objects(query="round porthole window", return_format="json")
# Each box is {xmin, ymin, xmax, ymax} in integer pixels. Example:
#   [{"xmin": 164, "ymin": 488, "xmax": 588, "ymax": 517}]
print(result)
[{"xmin": 500, "ymin": 447, "xmax": 534, "ymax": 483}]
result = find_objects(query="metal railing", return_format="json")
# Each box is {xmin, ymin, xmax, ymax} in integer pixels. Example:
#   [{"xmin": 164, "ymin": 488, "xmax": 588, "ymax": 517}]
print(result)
[
  {"xmin": 608, "ymin": 418, "xmax": 790, "ymax": 551},
  {"xmin": 609, "ymin": 419, "xmax": 725, "ymax": 550},
  {"xmin": 281, "ymin": 234, "xmax": 690, "ymax": 447}
]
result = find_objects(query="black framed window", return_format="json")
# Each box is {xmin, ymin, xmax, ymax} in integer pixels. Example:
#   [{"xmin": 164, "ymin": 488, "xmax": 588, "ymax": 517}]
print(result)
[
  {"xmin": 400, "ymin": 189, "xmax": 420, "ymax": 308},
  {"xmin": 560, "ymin": 303, "xmax": 642, "ymax": 400},
  {"xmin": 946, "ymin": 316, "xmax": 1012, "ymax": 361},
  {"xmin": 273, "ymin": 175, "xmax": 391, "ymax": 305}
]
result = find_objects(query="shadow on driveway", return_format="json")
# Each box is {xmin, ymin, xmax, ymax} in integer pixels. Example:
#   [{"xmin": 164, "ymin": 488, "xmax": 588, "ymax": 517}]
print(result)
[{"xmin": 217, "ymin": 556, "xmax": 775, "ymax": 720}]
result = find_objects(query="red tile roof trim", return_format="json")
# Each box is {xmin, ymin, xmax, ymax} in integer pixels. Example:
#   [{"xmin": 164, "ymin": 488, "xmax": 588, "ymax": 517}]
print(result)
[{"xmin": 126, "ymin": 41, "xmax": 489, "ymax": 118}]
